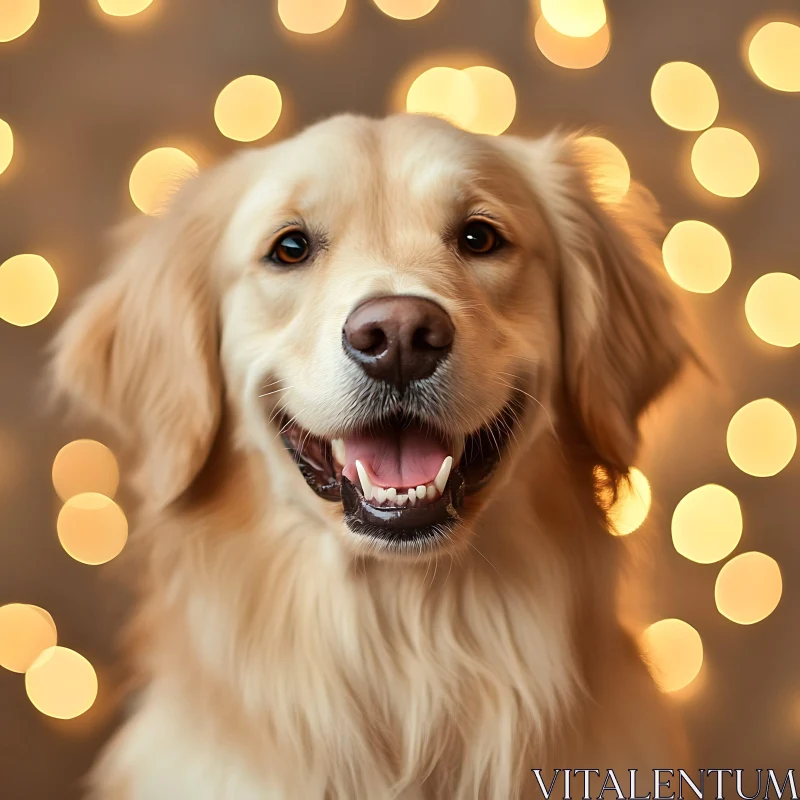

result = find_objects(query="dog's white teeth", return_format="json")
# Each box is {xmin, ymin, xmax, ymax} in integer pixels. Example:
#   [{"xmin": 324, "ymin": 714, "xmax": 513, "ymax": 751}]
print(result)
[
  {"xmin": 331, "ymin": 438, "xmax": 346, "ymax": 465},
  {"xmin": 426, "ymin": 483, "xmax": 437, "ymax": 500},
  {"xmin": 374, "ymin": 486, "xmax": 387, "ymax": 504},
  {"xmin": 433, "ymin": 455, "xmax": 453, "ymax": 494},
  {"xmin": 385, "ymin": 487, "xmax": 397, "ymax": 504},
  {"xmin": 355, "ymin": 460, "xmax": 373, "ymax": 501},
  {"xmin": 407, "ymin": 488, "xmax": 417, "ymax": 504},
  {"xmin": 396, "ymin": 493, "xmax": 408, "ymax": 507},
  {"xmin": 416, "ymin": 484, "xmax": 426, "ymax": 500}
]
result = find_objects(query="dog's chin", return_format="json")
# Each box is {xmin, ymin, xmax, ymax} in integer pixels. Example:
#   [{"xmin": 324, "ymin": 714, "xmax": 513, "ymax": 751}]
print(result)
[{"xmin": 275, "ymin": 389, "xmax": 526, "ymax": 558}]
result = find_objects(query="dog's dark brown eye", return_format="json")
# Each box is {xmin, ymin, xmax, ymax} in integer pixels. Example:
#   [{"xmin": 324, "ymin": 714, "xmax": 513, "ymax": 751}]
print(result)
[
  {"xmin": 461, "ymin": 221, "xmax": 500, "ymax": 254},
  {"xmin": 271, "ymin": 232, "xmax": 310, "ymax": 265}
]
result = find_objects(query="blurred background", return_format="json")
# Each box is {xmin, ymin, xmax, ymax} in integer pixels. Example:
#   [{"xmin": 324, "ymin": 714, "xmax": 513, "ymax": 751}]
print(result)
[{"xmin": 1, "ymin": 0, "xmax": 799, "ymax": 796}]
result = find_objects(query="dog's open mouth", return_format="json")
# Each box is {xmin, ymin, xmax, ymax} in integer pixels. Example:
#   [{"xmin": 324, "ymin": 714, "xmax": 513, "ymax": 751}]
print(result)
[{"xmin": 279, "ymin": 393, "xmax": 524, "ymax": 548}]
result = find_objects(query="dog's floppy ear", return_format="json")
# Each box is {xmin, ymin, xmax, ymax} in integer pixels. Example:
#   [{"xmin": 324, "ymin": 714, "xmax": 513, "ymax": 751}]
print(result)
[
  {"xmin": 51, "ymin": 158, "xmax": 249, "ymax": 509},
  {"xmin": 501, "ymin": 133, "xmax": 691, "ymax": 471}
]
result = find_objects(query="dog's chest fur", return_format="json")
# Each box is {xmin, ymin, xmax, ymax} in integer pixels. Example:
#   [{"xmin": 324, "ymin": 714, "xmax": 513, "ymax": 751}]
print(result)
[{"xmin": 95, "ymin": 483, "xmax": 596, "ymax": 800}]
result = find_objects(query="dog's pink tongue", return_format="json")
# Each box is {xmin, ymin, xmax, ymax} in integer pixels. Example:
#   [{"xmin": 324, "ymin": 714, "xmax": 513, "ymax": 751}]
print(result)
[{"xmin": 342, "ymin": 427, "xmax": 449, "ymax": 489}]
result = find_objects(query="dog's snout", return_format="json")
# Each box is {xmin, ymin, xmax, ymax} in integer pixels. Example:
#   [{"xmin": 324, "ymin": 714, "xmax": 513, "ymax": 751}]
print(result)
[{"xmin": 342, "ymin": 295, "xmax": 454, "ymax": 391}]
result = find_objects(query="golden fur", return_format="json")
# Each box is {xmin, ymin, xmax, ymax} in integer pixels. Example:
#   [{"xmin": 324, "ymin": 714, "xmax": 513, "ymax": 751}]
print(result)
[{"xmin": 53, "ymin": 114, "xmax": 690, "ymax": 799}]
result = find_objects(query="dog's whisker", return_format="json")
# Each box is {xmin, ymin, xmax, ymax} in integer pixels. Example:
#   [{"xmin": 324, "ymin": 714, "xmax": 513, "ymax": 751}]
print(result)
[{"xmin": 259, "ymin": 386, "xmax": 292, "ymax": 399}]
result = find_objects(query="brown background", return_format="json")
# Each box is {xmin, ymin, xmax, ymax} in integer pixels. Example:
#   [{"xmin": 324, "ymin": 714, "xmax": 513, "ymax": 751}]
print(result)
[{"xmin": 1, "ymin": 0, "xmax": 798, "ymax": 797}]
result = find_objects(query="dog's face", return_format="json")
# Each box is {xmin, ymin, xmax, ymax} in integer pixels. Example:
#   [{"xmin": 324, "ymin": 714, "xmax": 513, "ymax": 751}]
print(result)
[{"xmin": 53, "ymin": 114, "xmax": 688, "ymax": 560}]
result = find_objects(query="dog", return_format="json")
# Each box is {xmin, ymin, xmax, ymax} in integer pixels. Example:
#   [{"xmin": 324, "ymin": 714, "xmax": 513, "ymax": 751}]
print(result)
[{"xmin": 52, "ymin": 113, "xmax": 690, "ymax": 799}]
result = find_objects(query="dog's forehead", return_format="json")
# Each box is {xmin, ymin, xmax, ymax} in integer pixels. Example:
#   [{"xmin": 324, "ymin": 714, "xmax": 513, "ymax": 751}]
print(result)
[{"xmin": 235, "ymin": 114, "xmax": 511, "ymax": 229}]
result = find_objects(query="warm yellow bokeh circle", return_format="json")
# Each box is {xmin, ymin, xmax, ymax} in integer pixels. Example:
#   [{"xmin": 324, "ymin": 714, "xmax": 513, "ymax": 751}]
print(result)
[
  {"xmin": 641, "ymin": 618, "xmax": 704, "ymax": 693},
  {"xmin": 0, "ymin": 0, "xmax": 39, "ymax": 42},
  {"xmin": 540, "ymin": 0, "xmax": 606, "ymax": 38},
  {"xmin": 25, "ymin": 646, "xmax": 98, "ymax": 719},
  {"xmin": 0, "ymin": 254, "xmax": 59, "ymax": 327},
  {"xmin": 278, "ymin": 0, "xmax": 346, "ymax": 34},
  {"xmin": 671, "ymin": 484, "xmax": 742, "ymax": 564},
  {"xmin": 129, "ymin": 147, "xmax": 198, "ymax": 215},
  {"xmin": 715, "ymin": 552, "xmax": 782, "ymax": 625},
  {"xmin": 650, "ymin": 62, "xmax": 719, "ymax": 131},
  {"xmin": 461, "ymin": 66, "xmax": 516, "ymax": 135},
  {"xmin": 578, "ymin": 136, "xmax": 631, "ymax": 204},
  {"xmin": 52, "ymin": 439, "xmax": 120, "ymax": 502},
  {"xmin": 57, "ymin": 492, "xmax": 129, "ymax": 565},
  {"xmin": 405, "ymin": 66, "xmax": 516, "ymax": 135},
  {"xmin": 214, "ymin": 75, "xmax": 283, "ymax": 142},
  {"xmin": 0, "ymin": 118, "xmax": 13, "ymax": 176},
  {"xmin": 0, "ymin": 604, "xmax": 57, "ymax": 673},
  {"xmin": 690, "ymin": 127, "xmax": 759, "ymax": 198},
  {"xmin": 96, "ymin": 0, "xmax": 153, "ymax": 16},
  {"xmin": 372, "ymin": 0, "xmax": 439, "ymax": 20},
  {"xmin": 747, "ymin": 22, "xmax": 800, "ymax": 93},
  {"xmin": 726, "ymin": 398, "xmax": 797, "ymax": 477},
  {"xmin": 745, "ymin": 273, "xmax": 800, "ymax": 348},
  {"xmin": 534, "ymin": 17, "xmax": 610, "ymax": 70},
  {"xmin": 607, "ymin": 467, "xmax": 651, "ymax": 536},
  {"xmin": 406, "ymin": 66, "xmax": 477, "ymax": 130},
  {"xmin": 662, "ymin": 220, "xmax": 731, "ymax": 294}
]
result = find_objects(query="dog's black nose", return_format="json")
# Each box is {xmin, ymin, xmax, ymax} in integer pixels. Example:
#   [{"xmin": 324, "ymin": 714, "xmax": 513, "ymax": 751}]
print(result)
[{"xmin": 343, "ymin": 295, "xmax": 454, "ymax": 391}]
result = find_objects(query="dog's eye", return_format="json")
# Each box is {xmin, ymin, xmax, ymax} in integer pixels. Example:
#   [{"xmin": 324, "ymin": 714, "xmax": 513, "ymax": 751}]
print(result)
[
  {"xmin": 460, "ymin": 221, "xmax": 501, "ymax": 255},
  {"xmin": 270, "ymin": 232, "xmax": 310, "ymax": 265}
]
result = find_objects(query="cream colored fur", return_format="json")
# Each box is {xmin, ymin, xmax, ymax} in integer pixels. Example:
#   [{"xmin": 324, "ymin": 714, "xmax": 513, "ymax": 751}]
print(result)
[{"xmin": 52, "ymin": 114, "xmax": 690, "ymax": 799}]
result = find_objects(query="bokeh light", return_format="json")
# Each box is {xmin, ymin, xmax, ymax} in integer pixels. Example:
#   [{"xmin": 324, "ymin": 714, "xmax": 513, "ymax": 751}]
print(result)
[
  {"xmin": 52, "ymin": 440, "xmax": 119, "ymax": 502},
  {"xmin": 607, "ymin": 467, "xmax": 651, "ymax": 535},
  {"xmin": 372, "ymin": 0, "xmax": 438, "ymax": 20},
  {"xmin": 641, "ymin": 618, "xmax": 704, "ymax": 693},
  {"xmin": 0, "ymin": 604, "xmax": 57, "ymax": 673},
  {"xmin": 0, "ymin": 118, "xmax": 13, "ymax": 176},
  {"xmin": 745, "ymin": 272, "xmax": 800, "ymax": 348},
  {"xmin": 727, "ymin": 399, "xmax": 797, "ymax": 477},
  {"xmin": 128, "ymin": 147, "xmax": 198, "ymax": 215},
  {"xmin": 214, "ymin": 75, "xmax": 282, "ymax": 142},
  {"xmin": 461, "ymin": 66, "xmax": 516, "ymax": 135},
  {"xmin": 691, "ymin": 127, "xmax": 759, "ymax": 198},
  {"xmin": 0, "ymin": 0, "xmax": 38, "ymax": 42},
  {"xmin": 278, "ymin": 0, "xmax": 346, "ymax": 34},
  {"xmin": 650, "ymin": 62, "xmax": 719, "ymax": 131},
  {"xmin": 406, "ymin": 66, "xmax": 477, "ymax": 129},
  {"xmin": 534, "ymin": 17, "xmax": 610, "ymax": 70},
  {"xmin": 747, "ymin": 22, "xmax": 800, "ymax": 93},
  {"xmin": 578, "ymin": 135, "xmax": 631, "ymax": 204},
  {"xmin": 671, "ymin": 484, "xmax": 742, "ymax": 564},
  {"xmin": 539, "ymin": 0, "xmax": 606, "ymax": 38},
  {"xmin": 57, "ymin": 493, "xmax": 128, "ymax": 565},
  {"xmin": 715, "ymin": 552, "xmax": 782, "ymax": 625},
  {"xmin": 662, "ymin": 220, "xmax": 731, "ymax": 294},
  {"xmin": 25, "ymin": 646, "xmax": 98, "ymax": 719},
  {"xmin": 0, "ymin": 254, "xmax": 59, "ymax": 327},
  {"xmin": 96, "ymin": 0, "xmax": 153, "ymax": 16}
]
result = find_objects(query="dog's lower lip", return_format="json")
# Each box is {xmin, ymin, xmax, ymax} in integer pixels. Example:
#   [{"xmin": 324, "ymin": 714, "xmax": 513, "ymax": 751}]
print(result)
[{"xmin": 341, "ymin": 471, "xmax": 465, "ymax": 535}]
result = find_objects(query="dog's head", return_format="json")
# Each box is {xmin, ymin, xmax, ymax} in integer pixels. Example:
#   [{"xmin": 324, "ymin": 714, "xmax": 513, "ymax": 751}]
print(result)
[{"xmin": 52, "ymin": 114, "xmax": 688, "ymax": 559}]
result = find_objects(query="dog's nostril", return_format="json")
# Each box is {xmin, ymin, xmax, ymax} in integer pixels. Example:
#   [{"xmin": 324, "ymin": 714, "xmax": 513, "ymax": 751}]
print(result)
[
  {"xmin": 362, "ymin": 328, "xmax": 386, "ymax": 356},
  {"xmin": 413, "ymin": 327, "xmax": 434, "ymax": 351}
]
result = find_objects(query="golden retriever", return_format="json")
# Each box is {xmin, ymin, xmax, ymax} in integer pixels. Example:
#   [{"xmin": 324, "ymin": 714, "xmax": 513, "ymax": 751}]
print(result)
[{"xmin": 53, "ymin": 113, "xmax": 690, "ymax": 799}]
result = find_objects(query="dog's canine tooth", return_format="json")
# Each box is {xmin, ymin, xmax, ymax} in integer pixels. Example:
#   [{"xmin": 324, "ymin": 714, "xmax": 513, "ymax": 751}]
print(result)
[
  {"xmin": 416, "ymin": 485, "xmax": 426, "ymax": 502},
  {"xmin": 385, "ymin": 487, "xmax": 397, "ymax": 503},
  {"xmin": 374, "ymin": 486, "xmax": 387, "ymax": 504},
  {"xmin": 331, "ymin": 438, "xmax": 346, "ymax": 465},
  {"xmin": 355, "ymin": 460, "xmax": 373, "ymax": 501},
  {"xmin": 433, "ymin": 455, "xmax": 453, "ymax": 494},
  {"xmin": 407, "ymin": 488, "xmax": 417, "ymax": 504},
  {"xmin": 426, "ymin": 484, "xmax": 437, "ymax": 500},
  {"xmin": 396, "ymin": 493, "xmax": 408, "ymax": 506}
]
